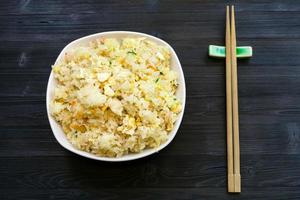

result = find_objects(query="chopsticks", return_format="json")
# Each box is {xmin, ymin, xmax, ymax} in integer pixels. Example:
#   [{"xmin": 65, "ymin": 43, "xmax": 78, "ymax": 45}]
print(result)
[
  {"xmin": 226, "ymin": 5, "xmax": 241, "ymax": 193},
  {"xmin": 225, "ymin": 5, "xmax": 234, "ymax": 193}
]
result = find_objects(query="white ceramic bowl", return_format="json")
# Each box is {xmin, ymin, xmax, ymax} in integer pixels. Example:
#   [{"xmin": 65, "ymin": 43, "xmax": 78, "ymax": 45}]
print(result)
[{"xmin": 46, "ymin": 31, "xmax": 186, "ymax": 161}]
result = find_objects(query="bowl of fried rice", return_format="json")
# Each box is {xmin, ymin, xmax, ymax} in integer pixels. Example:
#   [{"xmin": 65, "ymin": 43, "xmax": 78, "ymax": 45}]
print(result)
[{"xmin": 46, "ymin": 31, "xmax": 186, "ymax": 161}]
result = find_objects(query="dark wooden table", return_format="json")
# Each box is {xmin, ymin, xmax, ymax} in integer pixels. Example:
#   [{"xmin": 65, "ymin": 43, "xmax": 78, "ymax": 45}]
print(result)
[{"xmin": 1, "ymin": 0, "xmax": 300, "ymax": 199}]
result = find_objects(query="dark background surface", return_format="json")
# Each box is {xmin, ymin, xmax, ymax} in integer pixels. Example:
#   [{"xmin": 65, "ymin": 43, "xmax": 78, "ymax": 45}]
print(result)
[{"xmin": 1, "ymin": 0, "xmax": 300, "ymax": 199}]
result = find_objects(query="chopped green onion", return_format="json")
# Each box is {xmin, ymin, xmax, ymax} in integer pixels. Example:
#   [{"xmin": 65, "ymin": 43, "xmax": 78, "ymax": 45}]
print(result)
[{"xmin": 127, "ymin": 50, "xmax": 137, "ymax": 55}]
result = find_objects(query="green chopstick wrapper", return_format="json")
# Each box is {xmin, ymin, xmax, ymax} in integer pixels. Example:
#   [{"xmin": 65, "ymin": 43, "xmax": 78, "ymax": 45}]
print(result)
[{"xmin": 209, "ymin": 45, "xmax": 252, "ymax": 58}]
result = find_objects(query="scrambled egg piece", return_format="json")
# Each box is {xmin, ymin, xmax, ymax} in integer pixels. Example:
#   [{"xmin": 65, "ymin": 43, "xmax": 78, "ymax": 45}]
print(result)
[{"xmin": 50, "ymin": 37, "xmax": 182, "ymax": 157}]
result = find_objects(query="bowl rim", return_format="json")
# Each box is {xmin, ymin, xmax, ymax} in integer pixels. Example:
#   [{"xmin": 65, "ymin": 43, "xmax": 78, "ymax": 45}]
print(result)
[{"xmin": 46, "ymin": 31, "xmax": 186, "ymax": 161}]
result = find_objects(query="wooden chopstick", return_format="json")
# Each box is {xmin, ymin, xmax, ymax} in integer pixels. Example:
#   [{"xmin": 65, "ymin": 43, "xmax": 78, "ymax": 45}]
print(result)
[
  {"xmin": 225, "ymin": 5, "xmax": 234, "ymax": 193},
  {"xmin": 226, "ymin": 5, "xmax": 241, "ymax": 193},
  {"xmin": 230, "ymin": 5, "xmax": 241, "ymax": 193}
]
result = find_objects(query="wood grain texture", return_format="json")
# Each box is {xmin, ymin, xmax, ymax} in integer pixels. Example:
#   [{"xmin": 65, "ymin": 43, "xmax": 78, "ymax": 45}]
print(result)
[{"xmin": 1, "ymin": 0, "xmax": 300, "ymax": 199}]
